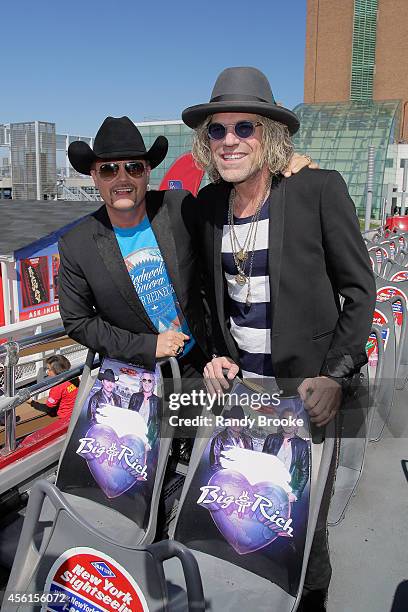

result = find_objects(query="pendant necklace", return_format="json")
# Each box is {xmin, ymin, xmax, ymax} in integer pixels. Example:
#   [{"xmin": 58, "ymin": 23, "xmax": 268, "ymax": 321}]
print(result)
[{"xmin": 228, "ymin": 176, "xmax": 272, "ymax": 303}]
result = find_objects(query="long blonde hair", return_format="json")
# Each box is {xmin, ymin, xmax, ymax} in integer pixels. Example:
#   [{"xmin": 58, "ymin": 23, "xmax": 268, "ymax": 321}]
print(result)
[{"xmin": 191, "ymin": 115, "xmax": 294, "ymax": 182}]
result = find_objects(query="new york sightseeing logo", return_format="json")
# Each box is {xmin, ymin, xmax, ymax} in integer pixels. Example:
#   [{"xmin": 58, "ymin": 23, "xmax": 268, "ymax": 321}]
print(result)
[{"xmin": 42, "ymin": 548, "xmax": 149, "ymax": 612}]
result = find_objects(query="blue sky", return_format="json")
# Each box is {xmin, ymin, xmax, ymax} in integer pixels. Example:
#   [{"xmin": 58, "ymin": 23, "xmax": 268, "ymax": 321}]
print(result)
[{"xmin": 2, "ymin": 0, "xmax": 307, "ymax": 136}]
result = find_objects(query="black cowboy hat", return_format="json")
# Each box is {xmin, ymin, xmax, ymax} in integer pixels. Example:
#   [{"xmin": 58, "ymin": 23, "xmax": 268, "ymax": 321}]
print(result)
[
  {"xmin": 98, "ymin": 368, "xmax": 119, "ymax": 383},
  {"xmin": 182, "ymin": 67, "xmax": 299, "ymax": 135},
  {"xmin": 226, "ymin": 405, "xmax": 246, "ymax": 421},
  {"xmin": 68, "ymin": 116, "xmax": 168, "ymax": 175}
]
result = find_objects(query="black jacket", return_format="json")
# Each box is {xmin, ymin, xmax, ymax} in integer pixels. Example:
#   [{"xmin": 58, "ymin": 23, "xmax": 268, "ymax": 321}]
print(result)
[
  {"xmin": 209, "ymin": 428, "xmax": 253, "ymax": 469},
  {"xmin": 195, "ymin": 169, "xmax": 376, "ymax": 391},
  {"xmin": 262, "ymin": 433, "xmax": 309, "ymax": 500},
  {"xmin": 128, "ymin": 391, "xmax": 159, "ymax": 427},
  {"xmin": 87, "ymin": 388, "xmax": 122, "ymax": 422},
  {"xmin": 58, "ymin": 190, "xmax": 209, "ymax": 371},
  {"xmin": 128, "ymin": 391, "xmax": 160, "ymax": 446}
]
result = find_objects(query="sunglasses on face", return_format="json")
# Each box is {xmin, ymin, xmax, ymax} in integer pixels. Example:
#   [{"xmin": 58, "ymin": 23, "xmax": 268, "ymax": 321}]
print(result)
[
  {"xmin": 96, "ymin": 161, "xmax": 147, "ymax": 181},
  {"xmin": 142, "ymin": 378, "xmax": 153, "ymax": 383},
  {"xmin": 207, "ymin": 120, "xmax": 262, "ymax": 141}
]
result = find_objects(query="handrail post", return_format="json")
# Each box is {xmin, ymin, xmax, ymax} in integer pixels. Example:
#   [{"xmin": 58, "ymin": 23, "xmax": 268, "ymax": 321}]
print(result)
[{"xmin": 3, "ymin": 341, "xmax": 20, "ymax": 454}]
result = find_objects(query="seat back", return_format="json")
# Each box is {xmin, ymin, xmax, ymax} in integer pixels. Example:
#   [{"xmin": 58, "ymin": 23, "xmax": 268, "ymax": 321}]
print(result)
[
  {"xmin": 55, "ymin": 355, "xmax": 179, "ymax": 546},
  {"xmin": 2, "ymin": 479, "xmax": 204, "ymax": 612},
  {"xmin": 383, "ymin": 237, "xmax": 400, "ymax": 258},
  {"xmin": 381, "ymin": 260, "xmax": 408, "ymax": 282},
  {"xmin": 376, "ymin": 278, "xmax": 408, "ymax": 390},
  {"xmin": 380, "ymin": 240, "xmax": 396, "ymax": 259},
  {"xmin": 368, "ymin": 246, "xmax": 387, "ymax": 275},
  {"xmin": 328, "ymin": 313, "xmax": 390, "ymax": 525},
  {"xmin": 328, "ymin": 360, "xmax": 370, "ymax": 526},
  {"xmin": 367, "ymin": 302, "xmax": 397, "ymax": 441},
  {"xmin": 170, "ymin": 380, "xmax": 334, "ymax": 606}
]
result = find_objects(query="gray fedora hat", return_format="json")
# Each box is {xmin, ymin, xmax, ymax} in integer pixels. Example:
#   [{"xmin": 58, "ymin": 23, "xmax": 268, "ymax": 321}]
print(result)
[{"xmin": 182, "ymin": 67, "xmax": 300, "ymax": 135}]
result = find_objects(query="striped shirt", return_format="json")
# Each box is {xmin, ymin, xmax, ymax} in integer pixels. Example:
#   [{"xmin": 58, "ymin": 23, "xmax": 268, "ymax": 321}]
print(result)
[{"xmin": 222, "ymin": 197, "xmax": 274, "ymax": 381}]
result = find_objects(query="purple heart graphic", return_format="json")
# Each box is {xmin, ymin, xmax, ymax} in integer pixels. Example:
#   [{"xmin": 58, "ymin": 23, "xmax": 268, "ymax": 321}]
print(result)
[
  {"xmin": 83, "ymin": 424, "xmax": 147, "ymax": 498},
  {"xmin": 199, "ymin": 470, "xmax": 291, "ymax": 555}
]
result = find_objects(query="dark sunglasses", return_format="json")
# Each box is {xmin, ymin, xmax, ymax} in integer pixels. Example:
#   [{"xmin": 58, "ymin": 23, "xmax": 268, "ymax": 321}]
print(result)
[
  {"xmin": 142, "ymin": 378, "xmax": 153, "ymax": 383},
  {"xmin": 207, "ymin": 120, "xmax": 262, "ymax": 141},
  {"xmin": 97, "ymin": 161, "xmax": 147, "ymax": 181}
]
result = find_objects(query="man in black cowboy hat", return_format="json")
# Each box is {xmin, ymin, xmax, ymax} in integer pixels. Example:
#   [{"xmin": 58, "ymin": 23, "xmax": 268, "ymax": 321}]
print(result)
[
  {"xmin": 59, "ymin": 116, "xmax": 210, "ymax": 380},
  {"xmin": 87, "ymin": 368, "xmax": 122, "ymax": 422},
  {"xmin": 183, "ymin": 67, "xmax": 376, "ymax": 609}
]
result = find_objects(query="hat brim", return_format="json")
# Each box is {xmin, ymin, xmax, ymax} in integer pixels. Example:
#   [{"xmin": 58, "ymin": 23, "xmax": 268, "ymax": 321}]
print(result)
[
  {"xmin": 68, "ymin": 136, "xmax": 168, "ymax": 176},
  {"xmin": 98, "ymin": 371, "xmax": 119, "ymax": 382},
  {"xmin": 182, "ymin": 101, "xmax": 300, "ymax": 135}
]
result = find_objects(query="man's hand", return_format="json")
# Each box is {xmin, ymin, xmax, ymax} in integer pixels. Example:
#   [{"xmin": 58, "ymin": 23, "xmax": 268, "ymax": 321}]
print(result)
[
  {"xmin": 298, "ymin": 376, "xmax": 342, "ymax": 427},
  {"xmin": 156, "ymin": 330, "xmax": 190, "ymax": 358},
  {"xmin": 203, "ymin": 356, "xmax": 239, "ymax": 395},
  {"xmin": 282, "ymin": 153, "xmax": 319, "ymax": 178}
]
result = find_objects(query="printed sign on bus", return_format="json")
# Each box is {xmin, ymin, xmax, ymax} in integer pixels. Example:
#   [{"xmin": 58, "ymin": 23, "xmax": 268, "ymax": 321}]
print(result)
[
  {"xmin": 42, "ymin": 547, "xmax": 149, "ymax": 612},
  {"xmin": 376, "ymin": 286, "xmax": 407, "ymax": 327},
  {"xmin": 366, "ymin": 309, "xmax": 389, "ymax": 368},
  {"xmin": 57, "ymin": 358, "xmax": 162, "ymax": 527}
]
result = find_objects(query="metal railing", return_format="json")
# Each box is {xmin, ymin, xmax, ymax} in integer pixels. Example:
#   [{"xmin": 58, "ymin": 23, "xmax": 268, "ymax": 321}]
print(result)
[
  {"xmin": 0, "ymin": 318, "xmax": 88, "ymax": 389},
  {"xmin": 0, "ymin": 327, "xmax": 181, "ymax": 459},
  {"xmin": 0, "ymin": 327, "xmax": 90, "ymax": 456}
]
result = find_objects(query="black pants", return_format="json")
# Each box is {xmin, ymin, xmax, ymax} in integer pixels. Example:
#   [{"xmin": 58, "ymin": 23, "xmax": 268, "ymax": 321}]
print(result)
[{"xmin": 303, "ymin": 432, "xmax": 339, "ymax": 591}]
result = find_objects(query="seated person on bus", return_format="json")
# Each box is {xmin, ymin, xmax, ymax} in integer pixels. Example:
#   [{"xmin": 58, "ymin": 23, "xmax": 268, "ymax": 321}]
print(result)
[{"xmin": 30, "ymin": 355, "xmax": 79, "ymax": 421}]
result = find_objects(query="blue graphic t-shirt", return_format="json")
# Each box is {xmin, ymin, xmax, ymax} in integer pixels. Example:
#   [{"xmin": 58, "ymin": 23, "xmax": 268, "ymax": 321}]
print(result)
[{"xmin": 114, "ymin": 216, "xmax": 195, "ymax": 356}]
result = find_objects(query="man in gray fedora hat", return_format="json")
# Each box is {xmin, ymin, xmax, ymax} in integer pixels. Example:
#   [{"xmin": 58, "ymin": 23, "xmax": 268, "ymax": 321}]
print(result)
[{"xmin": 184, "ymin": 67, "xmax": 376, "ymax": 609}]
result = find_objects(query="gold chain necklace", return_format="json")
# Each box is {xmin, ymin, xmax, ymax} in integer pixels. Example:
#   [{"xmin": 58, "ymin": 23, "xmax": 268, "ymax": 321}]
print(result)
[{"xmin": 228, "ymin": 176, "xmax": 272, "ymax": 305}]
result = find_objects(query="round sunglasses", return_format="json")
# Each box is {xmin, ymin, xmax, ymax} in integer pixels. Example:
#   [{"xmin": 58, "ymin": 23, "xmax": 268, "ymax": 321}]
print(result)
[
  {"xmin": 207, "ymin": 120, "xmax": 262, "ymax": 141},
  {"xmin": 97, "ymin": 160, "xmax": 147, "ymax": 181}
]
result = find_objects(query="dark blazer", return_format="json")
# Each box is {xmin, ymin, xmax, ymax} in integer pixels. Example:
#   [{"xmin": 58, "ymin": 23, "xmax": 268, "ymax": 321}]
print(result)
[
  {"xmin": 128, "ymin": 391, "xmax": 160, "ymax": 446},
  {"xmin": 262, "ymin": 433, "xmax": 309, "ymax": 500},
  {"xmin": 128, "ymin": 391, "xmax": 159, "ymax": 426},
  {"xmin": 196, "ymin": 169, "xmax": 376, "ymax": 391},
  {"xmin": 87, "ymin": 388, "xmax": 122, "ymax": 422},
  {"xmin": 209, "ymin": 428, "xmax": 253, "ymax": 469},
  {"xmin": 58, "ymin": 190, "xmax": 209, "ymax": 371}
]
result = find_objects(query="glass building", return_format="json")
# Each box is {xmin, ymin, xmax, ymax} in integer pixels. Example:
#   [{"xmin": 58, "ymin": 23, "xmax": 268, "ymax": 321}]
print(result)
[
  {"xmin": 292, "ymin": 100, "xmax": 401, "ymax": 217},
  {"xmin": 10, "ymin": 121, "xmax": 57, "ymax": 200},
  {"xmin": 136, "ymin": 121, "xmax": 195, "ymax": 187}
]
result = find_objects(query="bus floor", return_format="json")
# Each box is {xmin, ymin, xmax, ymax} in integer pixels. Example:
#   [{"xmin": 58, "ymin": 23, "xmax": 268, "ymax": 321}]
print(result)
[{"xmin": 328, "ymin": 385, "xmax": 408, "ymax": 612}]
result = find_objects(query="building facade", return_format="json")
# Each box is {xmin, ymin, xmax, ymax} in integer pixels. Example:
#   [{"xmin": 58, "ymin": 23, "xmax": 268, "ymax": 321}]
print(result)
[
  {"xmin": 10, "ymin": 122, "xmax": 57, "ymax": 200},
  {"xmin": 305, "ymin": 0, "xmax": 408, "ymax": 140},
  {"xmin": 135, "ymin": 120, "xmax": 195, "ymax": 187}
]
